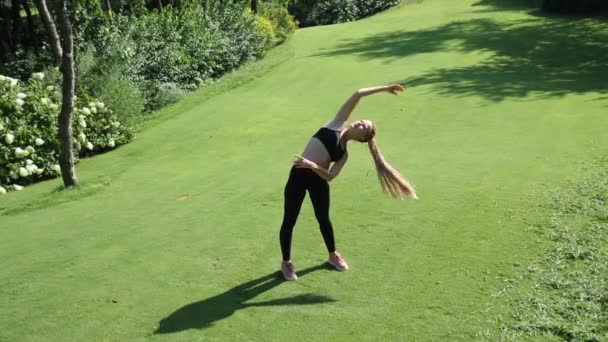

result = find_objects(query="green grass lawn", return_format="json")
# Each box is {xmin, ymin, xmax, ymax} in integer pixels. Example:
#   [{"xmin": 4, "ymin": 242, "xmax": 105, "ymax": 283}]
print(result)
[{"xmin": 1, "ymin": 0, "xmax": 607, "ymax": 340}]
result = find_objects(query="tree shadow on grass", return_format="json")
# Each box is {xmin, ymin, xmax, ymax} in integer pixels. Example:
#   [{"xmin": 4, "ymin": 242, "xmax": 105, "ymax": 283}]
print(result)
[
  {"xmin": 472, "ymin": 0, "xmax": 608, "ymax": 14},
  {"xmin": 154, "ymin": 263, "xmax": 335, "ymax": 334},
  {"xmin": 315, "ymin": 15, "xmax": 608, "ymax": 101},
  {"xmin": 471, "ymin": 0, "xmax": 539, "ymax": 11},
  {"xmin": 0, "ymin": 176, "xmax": 111, "ymax": 216}
]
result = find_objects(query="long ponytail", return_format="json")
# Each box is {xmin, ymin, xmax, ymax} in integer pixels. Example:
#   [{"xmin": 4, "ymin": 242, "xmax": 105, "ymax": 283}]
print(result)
[{"xmin": 367, "ymin": 138, "xmax": 417, "ymax": 199}]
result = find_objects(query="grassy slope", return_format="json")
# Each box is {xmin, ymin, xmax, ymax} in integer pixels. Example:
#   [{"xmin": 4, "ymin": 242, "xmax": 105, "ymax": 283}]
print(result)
[{"xmin": 1, "ymin": 0, "xmax": 607, "ymax": 340}]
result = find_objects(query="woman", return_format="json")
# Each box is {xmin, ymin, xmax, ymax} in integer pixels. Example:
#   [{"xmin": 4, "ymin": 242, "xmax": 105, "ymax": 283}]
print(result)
[{"xmin": 280, "ymin": 84, "xmax": 417, "ymax": 281}]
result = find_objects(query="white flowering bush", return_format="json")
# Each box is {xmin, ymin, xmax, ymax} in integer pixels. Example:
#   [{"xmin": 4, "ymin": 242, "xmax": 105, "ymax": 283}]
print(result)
[{"xmin": 0, "ymin": 72, "xmax": 134, "ymax": 192}]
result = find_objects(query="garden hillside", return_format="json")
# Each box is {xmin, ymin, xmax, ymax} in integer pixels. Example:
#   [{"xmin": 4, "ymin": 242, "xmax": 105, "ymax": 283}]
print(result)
[{"xmin": 1, "ymin": 0, "xmax": 608, "ymax": 340}]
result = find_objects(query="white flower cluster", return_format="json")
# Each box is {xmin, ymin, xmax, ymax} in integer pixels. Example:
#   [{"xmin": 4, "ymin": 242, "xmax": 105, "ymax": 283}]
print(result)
[
  {"xmin": 14, "ymin": 92, "xmax": 27, "ymax": 107},
  {"xmin": 5, "ymin": 132, "xmax": 45, "ymax": 146},
  {"xmin": 78, "ymin": 114, "xmax": 87, "ymax": 128},
  {"xmin": 0, "ymin": 184, "xmax": 23, "ymax": 193},
  {"xmin": 40, "ymin": 97, "xmax": 59, "ymax": 110},
  {"xmin": 0, "ymin": 75, "xmax": 18, "ymax": 87},
  {"xmin": 75, "ymin": 101, "xmax": 115, "ymax": 152},
  {"xmin": 5, "ymin": 133, "xmax": 14, "ymax": 144},
  {"xmin": 13, "ymin": 146, "xmax": 35, "ymax": 158}
]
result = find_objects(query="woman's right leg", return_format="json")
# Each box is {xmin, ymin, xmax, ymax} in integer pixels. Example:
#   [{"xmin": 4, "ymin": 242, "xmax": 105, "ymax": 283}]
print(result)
[{"xmin": 279, "ymin": 168, "xmax": 307, "ymax": 261}]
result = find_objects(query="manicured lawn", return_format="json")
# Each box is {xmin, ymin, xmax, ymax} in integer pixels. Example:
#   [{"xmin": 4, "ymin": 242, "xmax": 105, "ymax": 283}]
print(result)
[{"xmin": 2, "ymin": 0, "xmax": 607, "ymax": 340}]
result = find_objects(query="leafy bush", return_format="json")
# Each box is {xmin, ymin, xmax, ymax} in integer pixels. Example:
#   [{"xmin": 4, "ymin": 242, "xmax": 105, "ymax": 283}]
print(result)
[
  {"xmin": 288, "ymin": 0, "xmax": 316, "ymax": 27},
  {"xmin": 0, "ymin": 72, "xmax": 133, "ymax": 192},
  {"xmin": 74, "ymin": 1, "xmax": 266, "ymax": 111},
  {"xmin": 354, "ymin": 0, "xmax": 400, "ymax": 18},
  {"xmin": 0, "ymin": 48, "xmax": 55, "ymax": 81},
  {"xmin": 147, "ymin": 83, "xmax": 188, "ymax": 110},
  {"xmin": 260, "ymin": 2, "xmax": 298, "ymax": 44},
  {"xmin": 257, "ymin": 15, "xmax": 278, "ymax": 50},
  {"xmin": 76, "ymin": 45, "xmax": 145, "ymax": 130},
  {"xmin": 288, "ymin": 0, "xmax": 399, "ymax": 26},
  {"xmin": 311, "ymin": 0, "xmax": 359, "ymax": 25}
]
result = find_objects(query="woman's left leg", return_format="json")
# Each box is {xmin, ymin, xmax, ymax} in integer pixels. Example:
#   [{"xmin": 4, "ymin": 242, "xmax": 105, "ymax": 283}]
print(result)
[
  {"xmin": 307, "ymin": 177, "xmax": 336, "ymax": 254},
  {"xmin": 308, "ymin": 175, "xmax": 349, "ymax": 271}
]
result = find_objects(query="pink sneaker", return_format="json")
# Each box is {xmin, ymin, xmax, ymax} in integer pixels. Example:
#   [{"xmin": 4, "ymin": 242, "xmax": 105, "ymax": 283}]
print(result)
[
  {"xmin": 281, "ymin": 261, "xmax": 298, "ymax": 281},
  {"xmin": 328, "ymin": 252, "xmax": 349, "ymax": 271}
]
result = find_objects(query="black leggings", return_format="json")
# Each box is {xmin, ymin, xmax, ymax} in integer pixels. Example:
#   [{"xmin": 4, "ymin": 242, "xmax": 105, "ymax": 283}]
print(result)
[{"xmin": 280, "ymin": 166, "xmax": 336, "ymax": 261}]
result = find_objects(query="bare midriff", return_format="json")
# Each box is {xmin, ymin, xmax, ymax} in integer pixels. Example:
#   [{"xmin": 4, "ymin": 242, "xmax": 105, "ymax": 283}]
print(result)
[{"xmin": 300, "ymin": 137, "xmax": 332, "ymax": 169}]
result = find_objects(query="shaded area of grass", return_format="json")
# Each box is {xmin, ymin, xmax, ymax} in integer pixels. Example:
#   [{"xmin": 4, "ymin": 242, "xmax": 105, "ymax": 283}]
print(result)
[
  {"xmin": 495, "ymin": 160, "xmax": 608, "ymax": 340},
  {"xmin": 2, "ymin": 1, "xmax": 608, "ymax": 340},
  {"xmin": 0, "ymin": 176, "xmax": 111, "ymax": 216},
  {"xmin": 316, "ymin": 16, "xmax": 608, "ymax": 101},
  {"xmin": 155, "ymin": 264, "xmax": 334, "ymax": 334},
  {"xmin": 472, "ymin": 0, "xmax": 539, "ymax": 11},
  {"xmin": 473, "ymin": 0, "xmax": 608, "ymax": 14}
]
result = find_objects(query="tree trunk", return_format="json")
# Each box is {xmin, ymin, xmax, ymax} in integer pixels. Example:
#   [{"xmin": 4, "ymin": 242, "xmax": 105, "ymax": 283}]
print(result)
[
  {"xmin": 21, "ymin": 0, "xmax": 36, "ymax": 54},
  {"xmin": 34, "ymin": 0, "xmax": 62, "ymax": 65},
  {"xmin": 0, "ymin": 2, "xmax": 13, "ymax": 62},
  {"xmin": 102, "ymin": 0, "xmax": 112, "ymax": 12},
  {"xmin": 10, "ymin": 0, "xmax": 22, "ymax": 47},
  {"xmin": 251, "ymin": 0, "xmax": 257, "ymax": 13},
  {"xmin": 55, "ymin": 0, "xmax": 78, "ymax": 187},
  {"xmin": 35, "ymin": 0, "xmax": 77, "ymax": 187}
]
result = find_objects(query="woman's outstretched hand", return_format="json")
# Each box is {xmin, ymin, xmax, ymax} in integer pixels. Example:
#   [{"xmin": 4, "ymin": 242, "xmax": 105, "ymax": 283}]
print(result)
[
  {"xmin": 293, "ymin": 155, "xmax": 318, "ymax": 170},
  {"xmin": 386, "ymin": 84, "xmax": 405, "ymax": 95}
]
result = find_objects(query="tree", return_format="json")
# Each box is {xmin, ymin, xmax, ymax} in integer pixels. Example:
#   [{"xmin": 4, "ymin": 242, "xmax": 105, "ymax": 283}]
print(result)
[
  {"xmin": 34, "ymin": 0, "xmax": 78, "ymax": 187},
  {"xmin": 102, "ymin": 0, "xmax": 112, "ymax": 12}
]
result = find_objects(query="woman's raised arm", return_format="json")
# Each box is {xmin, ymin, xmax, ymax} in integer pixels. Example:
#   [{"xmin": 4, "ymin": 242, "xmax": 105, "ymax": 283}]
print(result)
[{"xmin": 326, "ymin": 84, "xmax": 405, "ymax": 129}]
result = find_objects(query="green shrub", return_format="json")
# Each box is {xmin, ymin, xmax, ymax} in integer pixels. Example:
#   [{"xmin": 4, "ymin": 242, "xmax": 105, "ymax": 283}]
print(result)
[
  {"xmin": 0, "ymin": 72, "xmax": 133, "ymax": 192},
  {"xmin": 288, "ymin": 0, "xmax": 399, "ymax": 26},
  {"xmin": 288, "ymin": 0, "xmax": 316, "ymax": 27},
  {"xmin": 257, "ymin": 15, "xmax": 278, "ymax": 50},
  {"xmin": 147, "ymin": 83, "xmax": 188, "ymax": 110},
  {"xmin": 311, "ymin": 0, "xmax": 359, "ymax": 25},
  {"xmin": 354, "ymin": 0, "xmax": 399, "ymax": 18},
  {"xmin": 0, "ymin": 48, "xmax": 55, "ymax": 81},
  {"xmin": 76, "ymin": 45, "xmax": 145, "ymax": 129},
  {"xmin": 74, "ymin": 1, "xmax": 266, "ymax": 111},
  {"xmin": 93, "ymin": 70, "xmax": 145, "ymax": 128},
  {"xmin": 260, "ymin": 2, "xmax": 298, "ymax": 44}
]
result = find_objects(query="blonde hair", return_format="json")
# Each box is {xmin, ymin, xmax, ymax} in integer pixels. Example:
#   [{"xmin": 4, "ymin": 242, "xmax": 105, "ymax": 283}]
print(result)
[{"xmin": 366, "ymin": 130, "xmax": 417, "ymax": 199}]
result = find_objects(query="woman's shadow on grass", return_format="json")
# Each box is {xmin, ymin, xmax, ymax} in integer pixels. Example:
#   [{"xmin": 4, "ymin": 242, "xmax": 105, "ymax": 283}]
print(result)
[{"xmin": 154, "ymin": 263, "xmax": 334, "ymax": 334}]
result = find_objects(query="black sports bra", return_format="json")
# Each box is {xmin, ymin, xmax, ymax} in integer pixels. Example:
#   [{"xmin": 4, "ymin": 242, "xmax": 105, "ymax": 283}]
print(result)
[{"xmin": 313, "ymin": 127, "xmax": 346, "ymax": 162}]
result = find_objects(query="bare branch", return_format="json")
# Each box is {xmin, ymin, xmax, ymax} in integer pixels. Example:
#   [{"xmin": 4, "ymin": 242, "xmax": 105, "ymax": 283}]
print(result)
[{"xmin": 33, "ymin": 0, "xmax": 62, "ymax": 65}]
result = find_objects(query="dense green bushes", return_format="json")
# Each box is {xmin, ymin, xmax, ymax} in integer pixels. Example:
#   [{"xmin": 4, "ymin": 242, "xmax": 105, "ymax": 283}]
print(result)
[
  {"xmin": 312, "ymin": 0, "xmax": 359, "ymax": 25},
  {"xmin": 72, "ymin": 0, "xmax": 296, "ymax": 111},
  {"xmin": 0, "ymin": 0, "xmax": 297, "ymax": 192},
  {"xmin": 260, "ymin": 2, "xmax": 299, "ymax": 45},
  {"xmin": 288, "ymin": 0, "xmax": 399, "ymax": 26},
  {"xmin": 355, "ymin": 0, "xmax": 401, "ymax": 18},
  {"xmin": 74, "ymin": 1, "xmax": 265, "ymax": 111}
]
